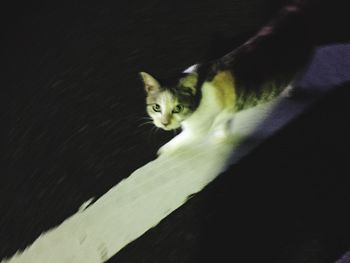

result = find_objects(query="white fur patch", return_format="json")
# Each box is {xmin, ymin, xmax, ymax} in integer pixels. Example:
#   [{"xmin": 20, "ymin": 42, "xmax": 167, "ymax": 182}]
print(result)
[
  {"xmin": 183, "ymin": 64, "xmax": 199, "ymax": 74},
  {"xmin": 159, "ymin": 90, "xmax": 174, "ymax": 115}
]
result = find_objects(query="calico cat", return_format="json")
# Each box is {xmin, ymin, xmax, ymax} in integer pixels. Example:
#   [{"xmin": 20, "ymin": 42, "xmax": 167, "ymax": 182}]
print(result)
[
  {"xmin": 140, "ymin": 2, "xmax": 313, "ymax": 121},
  {"xmin": 139, "ymin": 0, "xmax": 340, "ymax": 154},
  {"xmin": 140, "ymin": 67, "xmax": 235, "ymax": 131},
  {"xmin": 140, "ymin": 67, "xmax": 238, "ymax": 154}
]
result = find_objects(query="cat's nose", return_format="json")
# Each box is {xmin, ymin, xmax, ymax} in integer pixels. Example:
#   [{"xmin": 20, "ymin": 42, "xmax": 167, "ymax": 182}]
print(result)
[{"xmin": 161, "ymin": 120, "xmax": 169, "ymax": 126}]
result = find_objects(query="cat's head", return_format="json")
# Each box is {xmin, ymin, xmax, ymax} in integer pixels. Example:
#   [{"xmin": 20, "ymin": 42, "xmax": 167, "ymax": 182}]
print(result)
[{"xmin": 139, "ymin": 71, "xmax": 198, "ymax": 130}]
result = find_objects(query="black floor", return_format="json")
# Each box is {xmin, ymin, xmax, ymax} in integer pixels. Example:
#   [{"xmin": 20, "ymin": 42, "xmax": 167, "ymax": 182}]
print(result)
[{"xmin": 2, "ymin": 0, "xmax": 350, "ymax": 262}]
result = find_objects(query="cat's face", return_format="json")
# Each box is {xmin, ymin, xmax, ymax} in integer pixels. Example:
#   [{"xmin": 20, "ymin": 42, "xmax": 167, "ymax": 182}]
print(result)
[{"xmin": 140, "ymin": 72, "xmax": 197, "ymax": 131}]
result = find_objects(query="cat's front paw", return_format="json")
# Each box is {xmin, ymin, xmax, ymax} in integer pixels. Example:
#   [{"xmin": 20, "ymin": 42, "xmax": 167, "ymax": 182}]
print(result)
[
  {"xmin": 157, "ymin": 132, "xmax": 192, "ymax": 156},
  {"xmin": 157, "ymin": 141, "xmax": 179, "ymax": 156}
]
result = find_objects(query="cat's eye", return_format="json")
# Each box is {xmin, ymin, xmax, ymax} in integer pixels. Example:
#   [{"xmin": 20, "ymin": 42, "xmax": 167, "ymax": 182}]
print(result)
[
  {"xmin": 172, "ymin": 104, "xmax": 184, "ymax": 114},
  {"xmin": 152, "ymin": 104, "xmax": 161, "ymax": 112}
]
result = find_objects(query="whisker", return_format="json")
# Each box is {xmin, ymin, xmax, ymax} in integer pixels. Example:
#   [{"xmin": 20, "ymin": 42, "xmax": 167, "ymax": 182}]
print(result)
[
  {"xmin": 152, "ymin": 126, "xmax": 161, "ymax": 137},
  {"xmin": 136, "ymin": 117, "xmax": 152, "ymax": 123},
  {"xmin": 146, "ymin": 126, "xmax": 159, "ymax": 141},
  {"xmin": 137, "ymin": 121, "xmax": 154, "ymax": 128},
  {"xmin": 138, "ymin": 116, "xmax": 152, "ymax": 121}
]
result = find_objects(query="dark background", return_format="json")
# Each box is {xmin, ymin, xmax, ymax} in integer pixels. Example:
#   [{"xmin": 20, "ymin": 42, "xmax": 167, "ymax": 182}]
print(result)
[{"xmin": 1, "ymin": 0, "xmax": 350, "ymax": 262}]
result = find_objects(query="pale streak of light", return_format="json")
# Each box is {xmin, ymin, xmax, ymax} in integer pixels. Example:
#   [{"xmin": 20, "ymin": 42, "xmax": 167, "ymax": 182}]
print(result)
[{"xmin": 1, "ymin": 85, "xmax": 328, "ymax": 263}]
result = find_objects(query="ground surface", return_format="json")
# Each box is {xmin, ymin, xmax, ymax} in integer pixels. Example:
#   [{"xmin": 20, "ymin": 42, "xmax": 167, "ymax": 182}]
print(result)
[{"xmin": 2, "ymin": 0, "xmax": 350, "ymax": 262}]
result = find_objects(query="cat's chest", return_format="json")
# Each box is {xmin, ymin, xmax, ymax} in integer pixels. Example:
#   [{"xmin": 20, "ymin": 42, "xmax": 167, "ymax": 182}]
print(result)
[
  {"xmin": 181, "ymin": 71, "xmax": 236, "ymax": 131},
  {"xmin": 196, "ymin": 71, "xmax": 236, "ymax": 113}
]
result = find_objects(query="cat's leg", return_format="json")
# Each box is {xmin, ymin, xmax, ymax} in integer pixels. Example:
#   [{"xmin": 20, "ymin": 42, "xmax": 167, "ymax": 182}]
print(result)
[
  {"xmin": 158, "ymin": 112, "xmax": 236, "ymax": 156},
  {"xmin": 209, "ymin": 109, "xmax": 236, "ymax": 143},
  {"xmin": 157, "ymin": 113, "xmax": 233, "ymax": 156},
  {"xmin": 157, "ymin": 129, "xmax": 194, "ymax": 156},
  {"xmin": 157, "ymin": 107, "xmax": 231, "ymax": 155}
]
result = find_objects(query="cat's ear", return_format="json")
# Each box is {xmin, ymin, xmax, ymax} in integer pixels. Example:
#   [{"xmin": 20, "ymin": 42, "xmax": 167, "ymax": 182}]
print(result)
[
  {"xmin": 180, "ymin": 73, "xmax": 198, "ymax": 95},
  {"xmin": 139, "ymin": 72, "xmax": 160, "ymax": 93}
]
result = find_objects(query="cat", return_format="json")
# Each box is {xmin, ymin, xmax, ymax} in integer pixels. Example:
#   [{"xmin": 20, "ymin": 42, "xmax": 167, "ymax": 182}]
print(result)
[
  {"xmin": 139, "ymin": 0, "xmax": 326, "ymax": 154},
  {"xmin": 140, "ymin": 67, "xmax": 240, "ymax": 155}
]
